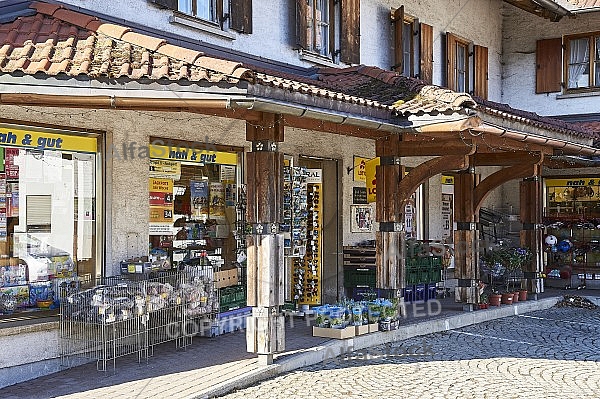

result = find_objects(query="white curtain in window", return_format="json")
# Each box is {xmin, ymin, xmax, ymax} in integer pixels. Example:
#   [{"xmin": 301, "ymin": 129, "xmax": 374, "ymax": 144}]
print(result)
[
  {"xmin": 568, "ymin": 38, "xmax": 589, "ymax": 88},
  {"xmin": 178, "ymin": 0, "xmax": 192, "ymax": 15},
  {"xmin": 456, "ymin": 45, "xmax": 466, "ymax": 92},
  {"xmin": 196, "ymin": 0, "xmax": 213, "ymax": 20},
  {"xmin": 315, "ymin": 0, "xmax": 329, "ymax": 55}
]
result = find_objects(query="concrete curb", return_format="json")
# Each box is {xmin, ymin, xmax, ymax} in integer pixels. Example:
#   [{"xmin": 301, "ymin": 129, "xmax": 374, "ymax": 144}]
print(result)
[{"xmin": 198, "ymin": 296, "xmax": 561, "ymax": 399}]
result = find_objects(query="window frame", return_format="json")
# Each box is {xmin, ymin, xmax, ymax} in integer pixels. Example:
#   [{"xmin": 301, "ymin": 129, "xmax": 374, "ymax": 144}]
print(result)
[
  {"xmin": 564, "ymin": 31, "xmax": 600, "ymax": 93},
  {"xmin": 177, "ymin": 0, "xmax": 219, "ymax": 24},
  {"xmin": 305, "ymin": 0, "xmax": 335, "ymax": 59},
  {"xmin": 446, "ymin": 32, "xmax": 472, "ymax": 93}
]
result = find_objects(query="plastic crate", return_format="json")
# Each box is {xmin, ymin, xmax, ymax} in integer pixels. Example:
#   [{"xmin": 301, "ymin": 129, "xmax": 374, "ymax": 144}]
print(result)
[
  {"xmin": 414, "ymin": 284, "xmax": 426, "ymax": 302},
  {"xmin": 403, "ymin": 285, "xmax": 415, "ymax": 303},
  {"xmin": 426, "ymin": 283, "xmax": 437, "ymax": 301},
  {"xmin": 344, "ymin": 268, "xmax": 376, "ymax": 288},
  {"xmin": 428, "ymin": 268, "xmax": 442, "ymax": 283},
  {"xmin": 220, "ymin": 285, "xmax": 246, "ymax": 312}
]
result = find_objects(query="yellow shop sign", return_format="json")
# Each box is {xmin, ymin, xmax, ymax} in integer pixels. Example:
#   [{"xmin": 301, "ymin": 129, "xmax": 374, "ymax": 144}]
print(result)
[
  {"xmin": 545, "ymin": 178, "xmax": 600, "ymax": 187},
  {"xmin": 149, "ymin": 144, "xmax": 237, "ymax": 165},
  {"xmin": 0, "ymin": 126, "xmax": 97, "ymax": 153}
]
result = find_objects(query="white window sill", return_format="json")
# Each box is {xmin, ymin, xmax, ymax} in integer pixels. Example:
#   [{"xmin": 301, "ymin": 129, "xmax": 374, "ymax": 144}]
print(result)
[
  {"xmin": 169, "ymin": 13, "xmax": 236, "ymax": 40},
  {"xmin": 299, "ymin": 50, "xmax": 339, "ymax": 68},
  {"xmin": 556, "ymin": 90, "xmax": 600, "ymax": 100}
]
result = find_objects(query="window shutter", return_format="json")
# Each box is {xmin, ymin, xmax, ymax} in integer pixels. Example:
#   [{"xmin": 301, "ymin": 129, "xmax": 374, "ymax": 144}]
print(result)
[
  {"xmin": 340, "ymin": 0, "xmax": 360, "ymax": 65},
  {"xmin": 473, "ymin": 45, "xmax": 488, "ymax": 99},
  {"xmin": 148, "ymin": 0, "xmax": 177, "ymax": 10},
  {"xmin": 216, "ymin": 0, "xmax": 224, "ymax": 28},
  {"xmin": 536, "ymin": 38, "xmax": 562, "ymax": 93},
  {"xmin": 231, "ymin": 0, "xmax": 253, "ymax": 33},
  {"xmin": 420, "ymin": 23, "xmax": 433, "ymax": 84},
  {"xmin": 392, "ymin": 6, "xmax": 404, "ymax": 72},
  {"xmin": 296, "ymin": 0, "xmax": 309, "ymax": 50},
  {"xmin": 27, "ymin": 195, "xmax": 52, "ymax": 230},
  {"xmin": 446, "ymin": 32, "xmax": 458, "ymax": 90}
]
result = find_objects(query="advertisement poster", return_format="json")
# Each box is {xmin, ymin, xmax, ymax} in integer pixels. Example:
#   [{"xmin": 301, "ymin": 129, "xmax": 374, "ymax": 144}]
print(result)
[
  {"xmin": 6, "ymin": 182, "xmax": 18, "ymax": 218},
  {"xmin": 209, "ymin": 182, "xmax": 225, "ymax": 217},
  {"xmin": 351, "ymin": 204, "xmax": 374, "ymax": 233},
  {"xmin": 5, "ymin": 148, "xmax": 19, "ymax": 180},
  {"xmin": 365, "ymin": 157, "xmax": 379, "ymax": 203},
  {"xmin": 149, "ymin": 159, "xmax": 181, "ymax": 180},
  {"xmin": 353, "ymin": 156, "xmax": 369, "ymax": 182},
  {"xmin": 441, "ymin": 194, "xmax": 453, "ymax": 240},
  {"xmin": 149, "ymin": 178, "xmax": 173, "ymax": 234},
  {"xmin": 190, "ymin": 180, "xmax": 209, "ymax": 218}
]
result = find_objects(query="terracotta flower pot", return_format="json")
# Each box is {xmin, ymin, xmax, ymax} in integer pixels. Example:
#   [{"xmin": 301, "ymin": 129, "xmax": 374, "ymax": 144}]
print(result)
[
  {"xmin": 518, "ymin": 290, "xmax": 528, "ymax": 301},
  {"xmin": 512, "ymin": 292, "xmax": 519, "ymax": 303},
  {"xmin": 489, "ymin": 293, "xmax": 502, "ymax": 307},
  {"xmin": 501, "ymin": 293, "xmax": 514, "ymax": 305}
]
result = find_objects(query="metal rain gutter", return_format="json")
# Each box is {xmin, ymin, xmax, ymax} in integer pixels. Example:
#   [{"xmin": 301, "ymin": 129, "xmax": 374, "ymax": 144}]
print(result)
[
  {"xmin": 470, "ymin": 124, "xmax": 600, "ymax": 156},
  {"xmin": 243, "ymin": 97, "xmax": 415, "ymax": 133}
]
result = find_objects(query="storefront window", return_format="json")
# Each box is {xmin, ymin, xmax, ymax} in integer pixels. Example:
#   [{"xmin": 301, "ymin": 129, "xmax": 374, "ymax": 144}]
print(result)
[
  {"xmin": 147, "ymin": 141, "xmax": 245, "ymax": 309},
  {"xmin": 0, "ymin": 124, "xmax": 100, "ymax": 314}
]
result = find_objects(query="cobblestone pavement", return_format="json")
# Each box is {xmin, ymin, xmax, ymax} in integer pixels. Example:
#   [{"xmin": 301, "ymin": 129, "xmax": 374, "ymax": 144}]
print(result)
[{"xmin": 218, "ymin": 307, "xmax": 600, "ymax": 399}]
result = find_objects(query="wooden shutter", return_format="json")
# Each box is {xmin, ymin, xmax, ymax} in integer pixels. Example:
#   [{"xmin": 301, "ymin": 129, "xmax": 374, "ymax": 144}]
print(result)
[
  {"xmin": 536, "ymin": 38, "xmax": 562, "ymax": 93},
  {"xmin": 296, "ymin": 0, "xmax": 309, "ymax": 49},
  {"xmin": 148, "ymin": 0, "xmax": 177, "ymax": 10},
  {"xmin": 446, "ymin": 32, "xmax": 458, "ymax": 90},
  {"xmin": 473, "ymin": 45, "xmax": 488, "ymax": 99},
  {"xmin": 216, "ymin": 0, "xmax": 224, "ymax": 28},
  {"xmin": 230, "ymin": 0, "xmax": 252, "ymax": 33},
  {"xmin": 392, "ymin": 6, "xmax": 404, "ymax": 72},
  {"xmin": 420, "ymin": 23, "xmax": 433, "ymax": 84},
  {"xmin": 340, "ymin": 0, "xmax": 360, "ymax": 64}
]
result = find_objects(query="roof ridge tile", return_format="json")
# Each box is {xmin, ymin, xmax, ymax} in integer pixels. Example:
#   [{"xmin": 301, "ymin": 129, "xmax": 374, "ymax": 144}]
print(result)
[
  {"xmin": 96, "ymin": 23, "xmax": 131, "ymax": 40},
  {"xmin": 30, "ymin": 2, "xmax": 62, "ymax": 17}
]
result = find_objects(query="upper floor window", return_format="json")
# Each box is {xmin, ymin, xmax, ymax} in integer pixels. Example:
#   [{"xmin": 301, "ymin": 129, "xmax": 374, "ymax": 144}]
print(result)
[
  {"xmin": 178, "ymin": 0, "xmax": 217, "ymax": 22},
  {"xmin": 565, "ymin": 33, "xmax": 600, "ymax": 90},
  {"xmin": 445, "ymin": 32, "xmax": 488, "ymax": 99},
  {"xmin": 296, "ymin": 0, "xmax": 360, "ymax": 66},
  {"xmin": 446, "ymin": 33, "xmax": 470, "ymax": 93},
  {"xmin": 392, "ymin": 6, "xmax": 433, "ymax": 84},
  {"xmin": 149, "ymin": 0, "xmax": 252, "ymax": 34},
  {"xmin": 309, "ymin": 0, "xmax": 331, "ymax": 56},
  {"xmin": 536, "ymin": 33, "xmax": 600, "ymax": 95}
]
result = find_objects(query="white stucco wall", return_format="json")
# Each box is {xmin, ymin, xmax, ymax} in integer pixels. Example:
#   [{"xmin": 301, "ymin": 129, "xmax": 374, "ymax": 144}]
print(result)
[
  {"xmin": 61, "ymin": 0, "xmax": 504, "ymax": 101},
  {"xmin": 502, "ymin": 4, "xmax": 600, "ymax": 116}
]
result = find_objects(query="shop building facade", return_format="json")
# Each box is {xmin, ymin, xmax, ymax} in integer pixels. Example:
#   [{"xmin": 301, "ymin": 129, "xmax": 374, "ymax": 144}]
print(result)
[{"xmin": 0, "ymin": 0, "xmax": 599, "ymax": 385}]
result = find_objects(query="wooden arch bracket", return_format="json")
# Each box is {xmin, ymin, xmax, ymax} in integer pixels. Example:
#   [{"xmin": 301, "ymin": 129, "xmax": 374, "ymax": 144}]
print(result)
[
  {"xmin": 473, "ymin": 163, "xmax": 540, "ymax": 214},
  {"xmin": 398, "ymin": 154, "xmax": 472, "ymax": 209}
]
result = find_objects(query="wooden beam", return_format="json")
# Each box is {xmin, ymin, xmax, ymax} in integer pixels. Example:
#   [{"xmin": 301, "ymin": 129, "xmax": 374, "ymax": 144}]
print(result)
[
  {"xmin": 471, "ymin": 151, "xmax": 543, "ymax": 166},
  {"xmin": 283, "ymin": 115, "xmax": 390, "ymax": 139},
  {"xmin": 398, "ymin": 139, "xmax": 474, "ymax": 156},
  {"xmin": 473, "ymin": 164, "xmax": 540, "ymax": 213},
  {"xmin": 398, "ymin": 154, "xmax": 472, "ymax": 209}
]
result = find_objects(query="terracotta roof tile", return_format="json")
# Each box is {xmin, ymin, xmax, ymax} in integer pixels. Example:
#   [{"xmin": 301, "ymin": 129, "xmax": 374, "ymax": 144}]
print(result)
[
  {"xmin": 0, "ymin": 3, "xmax": 252, "ymax": 85},
  {"xmin": 156, "ymin": 43, "xmax": 201, "ymax": 64},
  {"xmin": 121, "ymin": 31, "xmax": 165, "ymax": 52},
  {"xmin": 30, "ymin": 2, "xmax": 62, "ymax": 16},
  {"xmin": 53, "ymin": 9, "xmax": 96, "ymax": 29},
  {"xmin": 96, "ymin": 24, "xmax": 131, "ymax": 40}
]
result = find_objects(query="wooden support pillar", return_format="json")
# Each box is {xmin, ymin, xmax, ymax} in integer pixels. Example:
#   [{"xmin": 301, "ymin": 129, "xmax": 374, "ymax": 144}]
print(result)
[
  {"xmin": 520, "ymin": 175, "xmax": 543, "ymax": 299},
  {"xmin": 453, "ymin": 169, "xmax": 478, "ymax": 309},
  {"xmin": 245, "ymin": 113, "xmax": 285, "ymax": 363},
  {"xmin": 375, "ymin": 135, "xmax": 404, "ymax": 300}
]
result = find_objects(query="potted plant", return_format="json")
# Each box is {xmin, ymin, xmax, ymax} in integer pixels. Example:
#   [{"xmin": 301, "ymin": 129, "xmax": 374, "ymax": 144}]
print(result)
[
  {"xmin": 479, "ymin": 293, "xmax": 489, "ymax": 309},
  {"xmin": 480, "ymin": 247, "xmax": 507, "ymax": 305}
]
